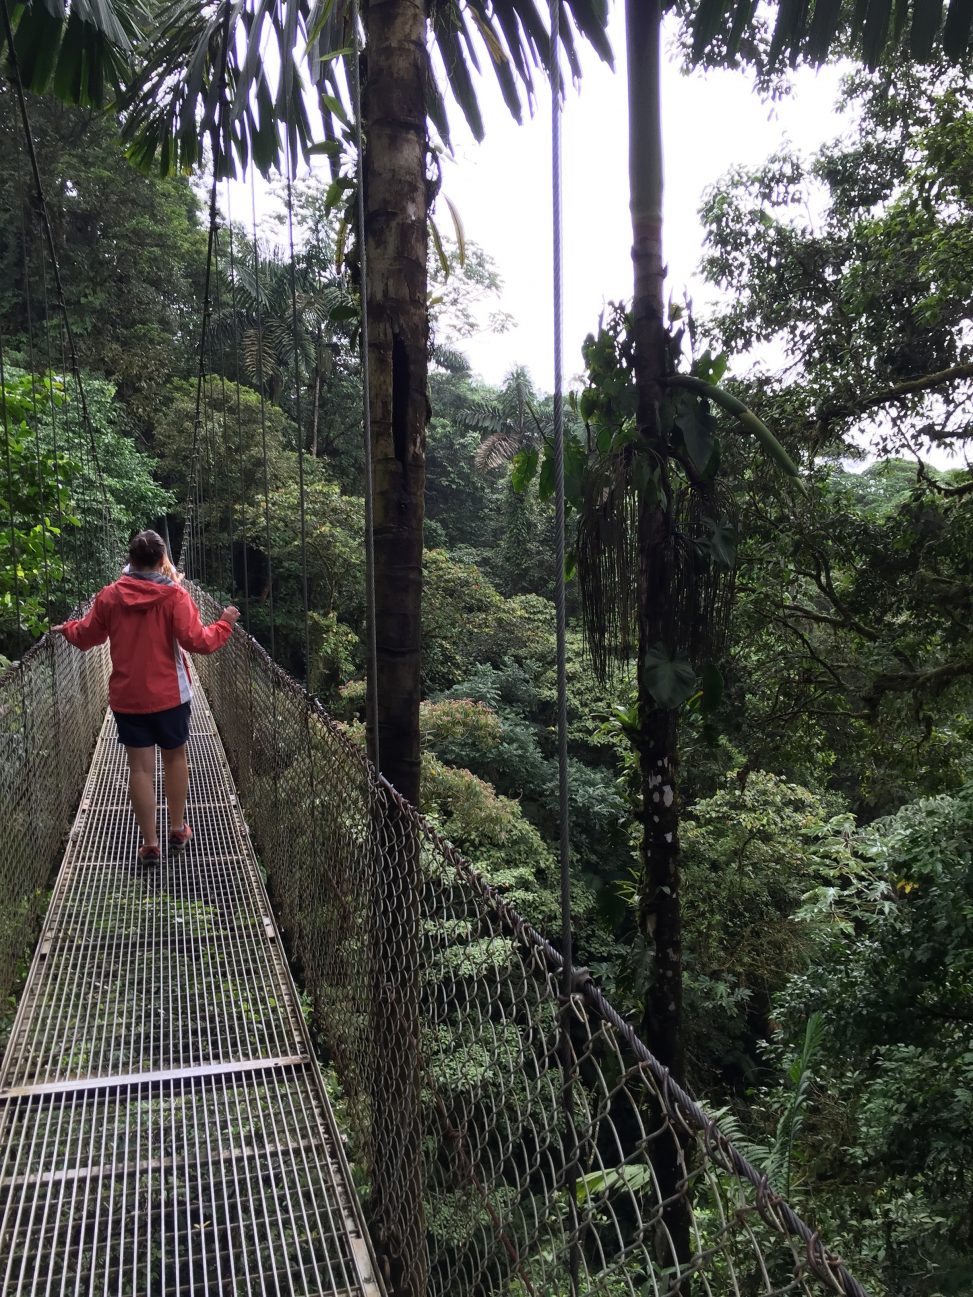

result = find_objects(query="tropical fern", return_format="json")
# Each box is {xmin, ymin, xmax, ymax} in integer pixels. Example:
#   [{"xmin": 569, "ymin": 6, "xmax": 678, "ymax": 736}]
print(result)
[{"xmin": 710, "ymin": 1012, "xmax": 825, "ymax": 1200}]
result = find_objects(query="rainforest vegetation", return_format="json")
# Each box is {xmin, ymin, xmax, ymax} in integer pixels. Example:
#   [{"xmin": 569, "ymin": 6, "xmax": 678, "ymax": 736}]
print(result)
[{"xmin": 1, "ymin": 37, "xmax": 972, "ymax": 1297}]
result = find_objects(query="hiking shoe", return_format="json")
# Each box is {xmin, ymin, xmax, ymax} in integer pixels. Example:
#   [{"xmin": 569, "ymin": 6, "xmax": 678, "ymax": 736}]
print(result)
[
  {"xmin": 169, "ymin": 823, "xmax": 193, "ymax": 851},
  {"xmin": 138, "ymin": 843, "xmax": 161, "ymax": 865}
]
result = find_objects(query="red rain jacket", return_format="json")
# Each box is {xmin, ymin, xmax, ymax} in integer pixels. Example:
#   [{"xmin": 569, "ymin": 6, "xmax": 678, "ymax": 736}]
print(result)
[{"xmin": 61, "ymin": 573, "xmax": 232, "ymax": 714}]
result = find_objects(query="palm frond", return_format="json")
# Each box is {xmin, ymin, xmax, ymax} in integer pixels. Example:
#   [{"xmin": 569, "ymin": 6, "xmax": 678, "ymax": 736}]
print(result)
[
  {"xmin": 122, "ymin": 0, "xmax": 324, "ymax": 177},
  {"xmin": 476, "ymin": 429, "xmax": 521, "ymax": 469},
  {"xmin": 1, "ymin": 0, "xmax": 143, "ymax": 108},
  {"xmin": 242, "ymin": 325, "xmax": 281, "ymax": 387},
  {"xmin": 694, "ymin": 0, "xmax": 973, "ymax": 67},
  {"xmin": 122, "ymin": 0, "xmax": 611, "ymax": 181}
]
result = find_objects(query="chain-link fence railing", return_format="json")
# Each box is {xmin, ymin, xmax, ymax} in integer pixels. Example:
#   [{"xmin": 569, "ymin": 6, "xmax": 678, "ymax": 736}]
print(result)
[
  {"xmin": 0, "ymin": 626, "xmax": 109, "ymax": 1018},
  {"xmin": 193, "ymin": 584, "xmax": 868, "ymax": 1297}
]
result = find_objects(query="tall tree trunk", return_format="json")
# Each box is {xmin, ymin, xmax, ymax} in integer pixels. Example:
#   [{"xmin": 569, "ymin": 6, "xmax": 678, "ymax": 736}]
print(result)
[
  {"xmin": 361, "ymin": 4, "xmax": 428, "ymax": 1296},
  {"xmin": 363, "ymin": 0, "xmax": 427, "ymax": 809},
  {"xmin": 627, "ymin": 0, "xmax": 691, "ymax": 1279}
]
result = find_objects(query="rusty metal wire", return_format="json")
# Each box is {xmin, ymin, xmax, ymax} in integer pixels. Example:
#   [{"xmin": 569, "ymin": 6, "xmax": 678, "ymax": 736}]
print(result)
[
  {"xmin": 190, "ymin": 584, "xmax": 869, "ymax": 1297},
  {"xmin": 0, "ymin": 628, "xmax": 109, "ymax": 1021}
]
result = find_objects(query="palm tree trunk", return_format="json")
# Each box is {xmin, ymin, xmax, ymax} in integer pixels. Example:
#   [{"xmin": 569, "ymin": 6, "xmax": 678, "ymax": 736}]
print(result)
[
  {"xmin": 361, "ymin": 4, "xmax": 428, "ymax": 1295},
  {"xmin": 363, "ymin": 0, "xmax": 427, "ymax": 809},
  {"xmin": 627, "ymin": 0, "xmax": 691, "ymax": 1279}
]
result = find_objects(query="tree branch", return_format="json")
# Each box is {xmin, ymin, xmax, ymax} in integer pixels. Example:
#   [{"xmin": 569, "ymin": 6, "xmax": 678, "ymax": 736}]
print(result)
[
  {"xmin": 817, "ymin": 362, "xmax": 973, "ymax": 427},
  {"xmin": 863, "ymin": 660, "xmax": 973, "ymax": 712}
]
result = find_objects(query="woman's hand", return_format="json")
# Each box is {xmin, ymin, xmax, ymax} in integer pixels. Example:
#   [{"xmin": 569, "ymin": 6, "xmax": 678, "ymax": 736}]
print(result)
[
  {"xmin": 220, "ymin": 606, "xmax": 241, "ymax": 625},
  {"xmin": 50, "ymin": 624, "xmax": 67, "ymax": 636}
]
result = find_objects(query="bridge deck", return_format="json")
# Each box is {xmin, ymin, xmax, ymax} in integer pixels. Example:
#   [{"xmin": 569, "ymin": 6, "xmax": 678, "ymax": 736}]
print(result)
[{"xmin": 0, "ymin": 681, "xmax": 383, "ymax": 1297}]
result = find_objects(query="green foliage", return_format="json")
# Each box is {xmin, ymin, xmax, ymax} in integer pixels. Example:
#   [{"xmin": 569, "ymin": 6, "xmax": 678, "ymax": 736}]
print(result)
[
  {"xmin": 55, "ymin": 374, "xmax": 174, "ymax": 531},
  {"xmin": 0, "ymin": 90, "xmax": 207, "ymax": 430},
  {"xmin": 712, "ymin": 1011, "xmax": 825, "ymax": 1199},
  {"xmin": 427, "ymin": 660, "xmax": 632, "ymax": 965},
  {"xmin": 678, "ymin": 772, "xmax": 856, "ymax": 1086},
  {"xmin": 424, "ymin": 413, "xmax": 501, "ymax": 551},
  {"xmin": 421, "ymin": 549, "xmax": 556, "ymax": 693},
  {"xmin": 0, "ymin": 0, "xmax": 136, "ymax": 108},
  {"xmin": 122, "ymin": 0, "xmax": 611, "ymax": 177},
  {"xmin": 1, "ymin": 365, "xmax": 169, "ymax": 650},
  {"xmin": 701, "ymin": 69, "xmax": 973, "ymax": 456},
  {"xmin": 0, "ymin": 372, "xmax": 76, "ymax": 638},
  {"xmin": 771, "ymin": 781, "xmax": 973, "ymax": 1294},
  {"xmin": 420, "ymin": 752, "xmax": 565, "ymax": 932},
  {"xmin": 420, "ymin": 698, "xmax": 503, "ymax": 753},
  {"xmin": 642, "ymin": 642, "xmax": 697, "ymax": 709},
  {"xmin": 150, "ymin": 378, "xmax": 297, "ymax": 501},
  {"xmin": 241, "ymin": 475, "xmax": 366, "ymax": 684}
]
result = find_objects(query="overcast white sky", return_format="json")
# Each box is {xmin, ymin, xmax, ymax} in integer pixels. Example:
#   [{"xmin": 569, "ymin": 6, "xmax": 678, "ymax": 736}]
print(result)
[
  {"xmin": 439, "ymin": 6, "xmax": 847, "ymax": 389},
  {"xmin": 233, "ymin": 5, "xmax": 849, "ymax": 392}
]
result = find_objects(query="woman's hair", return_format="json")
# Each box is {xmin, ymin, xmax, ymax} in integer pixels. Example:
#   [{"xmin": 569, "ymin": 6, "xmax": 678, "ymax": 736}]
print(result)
[{"xmin": 128, "ymin": 530, "xmax": 167, "ymax": 569}]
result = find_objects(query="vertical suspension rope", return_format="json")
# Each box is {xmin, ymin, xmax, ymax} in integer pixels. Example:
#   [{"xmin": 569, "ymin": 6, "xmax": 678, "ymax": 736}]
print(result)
[
  {"xmin": 19, "ymin": 185, "xmax": 54, "ymax": 622},
  {"xmin": 58, "ymin": 313, "xmax": 94, "ymax": 591},
  {"xmin": 0, "ymin": 326, "xmax": 22, "ymax": 636},
  {"xmin": 250, "ymin": 169, "xmax": 277, "ymax": 659},
  {"xmin": 549, "ymin": 2, "xmax": 578, "ymax": 1291},
  {"xmin": 284, "ymin": 147, "xmax": 312, "ymax": 677},
  {"xmin": 185, "ymin": 178, "xmax": 220, "ymax": 578},
  {"xmin": 213, "ymin": 220, "xmax": 237, "ymax": 600},
  {"xmin": 182, "ymin": 0, "xmax": 233, "ymax": 577},
  {"xmin": 38, "ymin": 248, "xmax": 70, "ymax": 608},
  {"xmin": 225, "ymin": 190, "xmax": 251, "ymax": 632},
  {"xmin": 350, "ymin": 0, "xmax": 381, "ymax": 773}
]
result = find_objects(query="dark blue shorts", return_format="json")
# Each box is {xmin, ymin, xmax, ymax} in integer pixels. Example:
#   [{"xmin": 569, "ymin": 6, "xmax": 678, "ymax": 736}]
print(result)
[{"xmin": 113, "ymin": 702, "xmax": 191, "ymax": 750}]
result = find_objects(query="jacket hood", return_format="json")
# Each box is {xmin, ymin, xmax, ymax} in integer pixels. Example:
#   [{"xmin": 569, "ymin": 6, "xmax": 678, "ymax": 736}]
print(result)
[{"xmin": 112, "ymin": 573, "xmax": 181, "ymax": 610}]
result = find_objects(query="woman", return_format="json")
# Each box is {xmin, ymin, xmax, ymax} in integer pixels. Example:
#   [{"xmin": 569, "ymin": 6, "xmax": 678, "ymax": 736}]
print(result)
[{"xmin": 53, "ymin": 530, "xmax": 239, "ymax": 864}]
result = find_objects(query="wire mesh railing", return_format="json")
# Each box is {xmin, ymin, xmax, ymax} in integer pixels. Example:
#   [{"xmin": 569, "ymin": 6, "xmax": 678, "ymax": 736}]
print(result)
[
  {"xmin": 189, "ymin": 584, "xmax": 867, "ymax": 1297},
  {"xmin": 0, "ymin": 627, "xmax": 108, "ymax": 1017}
]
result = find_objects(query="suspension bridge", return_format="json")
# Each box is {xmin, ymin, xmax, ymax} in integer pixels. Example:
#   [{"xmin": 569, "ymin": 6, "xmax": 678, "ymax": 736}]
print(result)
[
  {"xmin": 0, "ymin": 648, "xmax": 380, "ymax": 1297},
  {"xmin": 0, "ymin": 4, "xmax": 872, "ymax": 1292},
  {"xmin": 0, "ymin": 586, "xmax": 867, "ymax": 1297}
]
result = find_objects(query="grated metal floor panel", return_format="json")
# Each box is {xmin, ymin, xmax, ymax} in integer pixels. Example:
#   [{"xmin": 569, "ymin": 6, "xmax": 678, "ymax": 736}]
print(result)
[{"xmin": 0, "ymin": 683, "xmax": 383, "ymax": 1297}]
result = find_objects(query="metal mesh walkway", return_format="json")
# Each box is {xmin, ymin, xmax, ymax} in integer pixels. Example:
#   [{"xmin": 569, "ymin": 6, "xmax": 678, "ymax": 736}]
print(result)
[{"xmin": 0, "ymin": 681, "xmax": 383, "ymax": 1297}]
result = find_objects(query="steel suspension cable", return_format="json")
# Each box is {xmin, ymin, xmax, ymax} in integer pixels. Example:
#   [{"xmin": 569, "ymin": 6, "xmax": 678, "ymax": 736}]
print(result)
[
  {"xmin": 182, "ymin": 0, "xmax": 233, "ymax": 576},
  {"xmin": 39, "ymin": 252, "xmax": 73, "ymax": 604},
  {"xmin": 224, "ymin": 188, "xmax": 251, "ymax": 632},
  {"xmin": 18, "ymin": 182, "xmax": 54, "ymax": 622},
  {"xmin": 185, "ymin": 175, "xmax": 221, "ymax": 579},
  {"xmin": 212, "ymin": 229, "xmax": 236, "ymax": 596},
  {"xmin": 250, "ymin": 168, "xmax": 277, "ymax": 659},
  {"xmin": 349, "ymin": 0, "xmax": 380, "ymax": 773},
  {"xmin": 548, "ymin": 2, "xmax": 579, "ymax": 1292},
  {"xmin": 284, "ymin": 148, "xmax": 312, "ymax": 677},
  {"xmin": 0, "ymin": 327, "xmax": 21, "ymax": 635},
  {"xmin": 58, "ymin": 313, "xmax": 96, "ymax": 591}
]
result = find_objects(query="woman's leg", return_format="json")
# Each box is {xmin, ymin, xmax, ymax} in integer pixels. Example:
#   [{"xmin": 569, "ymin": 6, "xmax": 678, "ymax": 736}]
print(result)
[
  {"xmin": 125, "ymin": 746, "xmax": 158, "ymax": 847},
  {"xmin": 160, "ymin": 743, "xmax": 189, "ymax": 832}
]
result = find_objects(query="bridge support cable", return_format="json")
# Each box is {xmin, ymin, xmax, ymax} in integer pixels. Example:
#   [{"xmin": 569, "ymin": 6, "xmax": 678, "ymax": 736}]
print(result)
[
  {"xmin": 188, "ymin": 583, "xmax": 870, "ymax": 1297},
  {"xmin": 0, "ymin": 660, "xmax": 383, "ymax": 1297},
  {"xmin": 349, "ymin": 0, "xmax": 381, "ymax": 778},
  {"xmin": 0, "ymin": 597, "xmax": 870, "ymax": 1297},
  {"xmin": 249, "ymin": 165, "xmax": 279, "ymax": 659},
  {"xmin": 547, "ymin": 3, "xmax": 581, "ymax": 1293}
]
